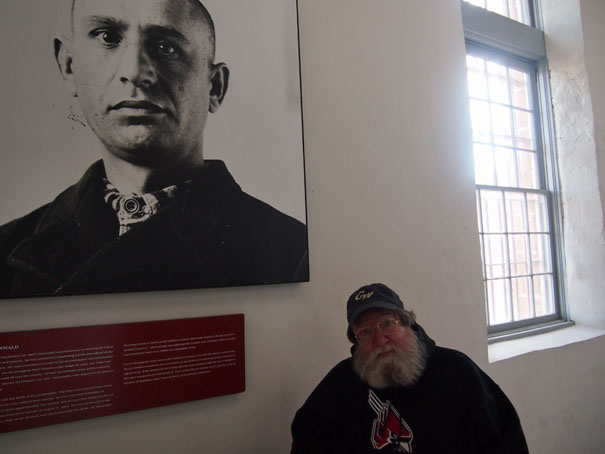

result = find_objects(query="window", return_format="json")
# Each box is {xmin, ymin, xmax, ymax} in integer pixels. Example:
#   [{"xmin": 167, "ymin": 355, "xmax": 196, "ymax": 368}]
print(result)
[
  {"xmin": 462, "ymin": 1, "xmax": 568, "ymax": 339},
  {"xmin": 463, "ymin": 0, "xmax": 532, "ymax": 26}
]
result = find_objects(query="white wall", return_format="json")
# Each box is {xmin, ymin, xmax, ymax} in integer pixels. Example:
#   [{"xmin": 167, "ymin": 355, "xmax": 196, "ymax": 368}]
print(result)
[
  {"xmin": 1, "ymin": 0, "xmax": 604, "ymax": 453},
  {"xmin": 579, "ymin": 0, "xmax": 605, "ymax": 229},
  {"xmin": 542, "ymin": 0, "xmax": 605, "ymax": 327}
]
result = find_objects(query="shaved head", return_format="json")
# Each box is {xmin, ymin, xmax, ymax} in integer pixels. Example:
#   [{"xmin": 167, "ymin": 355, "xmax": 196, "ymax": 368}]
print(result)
[
  {"xmin": 56, "ymin": 0, "xmax": 230, "ymax": 174},
  {"xmin": 70, "ymin": 0, "xmax": 216, "ymax": 58}
]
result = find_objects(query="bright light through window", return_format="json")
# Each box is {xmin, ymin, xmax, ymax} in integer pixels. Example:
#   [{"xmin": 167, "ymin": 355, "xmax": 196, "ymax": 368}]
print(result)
[
  {"xmin": 463, "ymin": 0, "xmax": 532, "ymax": 26},
  {"xmin": 466, "ymin": 52, "xmax": 557, "ymax": 328}
]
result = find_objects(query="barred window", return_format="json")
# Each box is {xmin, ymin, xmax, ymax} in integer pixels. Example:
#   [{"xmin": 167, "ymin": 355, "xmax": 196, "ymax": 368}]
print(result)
[{"xmin": 462, "ymin": 1, "xmax": 568, "ymax": 339}]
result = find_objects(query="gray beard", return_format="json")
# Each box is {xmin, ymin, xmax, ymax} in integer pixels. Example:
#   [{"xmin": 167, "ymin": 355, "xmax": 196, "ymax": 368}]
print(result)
[{"xmin": 352, "ymin": 329, "xmax": 427, "ymax": 389}]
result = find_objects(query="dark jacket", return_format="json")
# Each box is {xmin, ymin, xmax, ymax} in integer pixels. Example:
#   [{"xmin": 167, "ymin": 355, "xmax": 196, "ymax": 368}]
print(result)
[
  {"xmin": 1, "ymin": 160, "xmax": 308, "ymax": 298},
  {"xmin": 291, "ymin": 325, "xmax": 528, "ymax": 453}
]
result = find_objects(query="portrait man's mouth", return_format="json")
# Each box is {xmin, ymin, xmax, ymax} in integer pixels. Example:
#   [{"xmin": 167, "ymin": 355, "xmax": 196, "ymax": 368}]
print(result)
[{"xmin": 109, "ymin": 100, "xmax": 169, "ymax": 115}]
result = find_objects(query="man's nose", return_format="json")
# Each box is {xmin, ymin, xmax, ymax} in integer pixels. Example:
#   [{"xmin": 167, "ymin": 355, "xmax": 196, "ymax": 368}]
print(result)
[
  {"xmin": 117, "ymin": 40, "xmax": 158, "ymax": 89},
  {"xmin": 372, "ymin": 329, "xmax": 389, "ymax": 347}
]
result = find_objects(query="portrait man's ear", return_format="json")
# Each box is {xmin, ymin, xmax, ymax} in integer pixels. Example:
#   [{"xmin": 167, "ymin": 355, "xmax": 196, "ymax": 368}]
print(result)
[
  {"xmin": 54, "ymin": 36, "xmax": 77, "ymax": 97},
  {"xmin": 209, "ymin": 63, "xmax": 230, "ymax": 113}
]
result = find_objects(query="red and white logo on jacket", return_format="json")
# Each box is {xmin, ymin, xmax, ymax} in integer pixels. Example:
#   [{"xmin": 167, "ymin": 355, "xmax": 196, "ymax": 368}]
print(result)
[{"xmin": 368, "ymin": 390, "xmax": 413, "ymax": 452}]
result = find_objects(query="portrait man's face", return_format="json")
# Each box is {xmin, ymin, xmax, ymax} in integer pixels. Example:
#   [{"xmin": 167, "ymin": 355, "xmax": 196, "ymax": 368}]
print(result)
[{"xmin": 55, "ymin": 0, "xmax": 228, "ymax": 168}]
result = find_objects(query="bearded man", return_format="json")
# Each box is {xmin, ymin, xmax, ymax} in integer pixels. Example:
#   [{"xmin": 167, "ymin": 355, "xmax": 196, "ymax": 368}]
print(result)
[{"xmin": 291, "ymin": 283, "xmax": 529, "ymax": 453}]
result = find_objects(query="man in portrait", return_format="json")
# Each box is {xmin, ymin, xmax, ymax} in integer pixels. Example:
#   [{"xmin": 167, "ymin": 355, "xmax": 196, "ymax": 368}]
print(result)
[{"xmin": 0, "ymin": 0, "xmax": 308, "ymax": 298}]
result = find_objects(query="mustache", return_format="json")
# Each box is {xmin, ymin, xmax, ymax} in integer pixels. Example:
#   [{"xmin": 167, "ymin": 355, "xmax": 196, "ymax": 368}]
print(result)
[{"xmin": 367, "ymin": 345, "xmax": 395, "ymax": 361}]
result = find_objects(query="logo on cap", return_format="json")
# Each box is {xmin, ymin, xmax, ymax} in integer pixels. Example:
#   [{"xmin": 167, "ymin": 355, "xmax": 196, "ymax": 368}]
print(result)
[{"xmin": 355, "ymin": 290, "xmax": 374, "ymax": 301}]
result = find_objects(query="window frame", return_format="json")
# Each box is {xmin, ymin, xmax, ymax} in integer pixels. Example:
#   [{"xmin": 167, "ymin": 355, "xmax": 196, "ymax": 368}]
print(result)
[
  {"xmin": 462, "ymin": 1, "xmax": 571, "ymax": 341},
  {"xmin": 463, "ymin": 0, "xmax": 536, "ymax": 27}
]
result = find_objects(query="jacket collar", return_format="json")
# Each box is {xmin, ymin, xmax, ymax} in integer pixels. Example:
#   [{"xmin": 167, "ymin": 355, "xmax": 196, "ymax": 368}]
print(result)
[{"xmin": 7, "ymin": 159, "xmax": 243, "ymax": 292}]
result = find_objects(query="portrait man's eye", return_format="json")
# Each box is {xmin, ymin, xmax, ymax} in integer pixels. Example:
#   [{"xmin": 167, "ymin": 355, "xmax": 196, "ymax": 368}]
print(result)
[
  {"xmin": 92, "ymin": 29, "xmax": 122, "ymax": 47},
  {"xmin": 154, "ymin": 40, "xmax": 180, "ymax": 59}
]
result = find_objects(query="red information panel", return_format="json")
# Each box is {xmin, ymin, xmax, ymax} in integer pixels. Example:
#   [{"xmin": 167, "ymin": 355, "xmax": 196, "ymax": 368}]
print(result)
[{"xmin": 0, "ymin": 314, "xmax": 245, "ymax": 433}]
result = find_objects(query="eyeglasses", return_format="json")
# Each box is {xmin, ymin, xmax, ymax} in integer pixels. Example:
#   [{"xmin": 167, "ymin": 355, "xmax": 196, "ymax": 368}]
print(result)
[{"xmin": 354, "ymin": 318, "xmax": 401, "ymax": 344}]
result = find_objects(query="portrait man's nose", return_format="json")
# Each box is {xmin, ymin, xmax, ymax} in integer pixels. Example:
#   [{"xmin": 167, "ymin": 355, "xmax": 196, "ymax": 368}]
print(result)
[{"xmin": 118, "ymin": 42, "xmax": 158, "ymax": 90}]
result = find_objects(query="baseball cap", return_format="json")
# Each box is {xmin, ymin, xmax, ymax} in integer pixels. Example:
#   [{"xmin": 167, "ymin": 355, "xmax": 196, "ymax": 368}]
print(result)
[{"xmin": 347, "ymin": 283, "xmax": 404, "ymax": 327}]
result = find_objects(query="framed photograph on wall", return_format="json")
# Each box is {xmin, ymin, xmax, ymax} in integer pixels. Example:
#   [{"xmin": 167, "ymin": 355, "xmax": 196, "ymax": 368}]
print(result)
[{"xmin": 0, "ymin": 0, "xmax": 308, "ymax": 298}]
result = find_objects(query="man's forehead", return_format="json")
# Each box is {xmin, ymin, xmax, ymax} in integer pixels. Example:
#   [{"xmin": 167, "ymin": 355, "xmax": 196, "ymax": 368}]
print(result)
[
  {"xmin": 355, "ymin": 308, "xmax": 398, "ymax": 326},
  {"xmin": 72, "ymin": 0, "xmax": 206, "ymax": 10},
  {"xmin": 72, "ymin": 0, "xmax": 211, "ymax": 30}
]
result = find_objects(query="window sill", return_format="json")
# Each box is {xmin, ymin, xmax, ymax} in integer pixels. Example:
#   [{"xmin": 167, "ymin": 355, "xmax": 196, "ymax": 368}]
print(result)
[{"xmin": 488, "ymin": 323, "xmax": 605, "ymax": 363}]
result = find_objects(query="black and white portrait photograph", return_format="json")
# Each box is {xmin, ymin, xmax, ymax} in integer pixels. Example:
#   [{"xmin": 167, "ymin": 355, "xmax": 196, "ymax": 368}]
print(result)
[{"xmin": 0, "ymin": 0, "xmax": 308, "ymax": 298}]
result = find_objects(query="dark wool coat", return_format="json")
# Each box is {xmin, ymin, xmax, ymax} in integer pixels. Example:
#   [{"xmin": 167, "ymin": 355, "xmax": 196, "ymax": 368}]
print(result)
[
  {"xmin": 1, "ymin": 160, "xmax": 308, "ymax": 298},
  {"xmin": 291, "ymin": 324, "xmax": 528, "ymax": 454}
]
